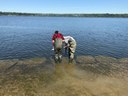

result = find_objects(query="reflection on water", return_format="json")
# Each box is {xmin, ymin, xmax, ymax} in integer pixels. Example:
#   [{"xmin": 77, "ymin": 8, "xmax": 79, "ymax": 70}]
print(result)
[{"xmin": 0, "ymin": 16, "xmax": 128, "ymax": 59}]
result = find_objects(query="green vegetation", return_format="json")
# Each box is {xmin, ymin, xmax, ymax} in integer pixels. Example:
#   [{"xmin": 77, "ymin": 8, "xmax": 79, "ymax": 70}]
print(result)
[{"xmin": 0, "ymin": 11, "xmax": 128, "ymax": 17}]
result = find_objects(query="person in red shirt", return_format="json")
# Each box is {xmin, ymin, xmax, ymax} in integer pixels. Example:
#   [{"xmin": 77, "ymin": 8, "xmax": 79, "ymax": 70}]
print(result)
[
  {"xmin": 52, "ymin": 30, "xmax": 64, "ymax": 63},
  {"xmin": 52, "ymin": 31, "xmax": 64, "ymax": 45}
]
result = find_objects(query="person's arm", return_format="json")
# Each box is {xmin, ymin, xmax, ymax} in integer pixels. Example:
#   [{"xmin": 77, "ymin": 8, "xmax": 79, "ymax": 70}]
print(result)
[
  {"xmin": 52, "ymin": 34, "xmax": 55, "ymax": 45},
  {"xmin": 64, "ymin": 42, "xmax": 68, "ymax": 48},
  {"xmin": 60, "ymin": 34, "xmax": 65, "ymax": 42}
]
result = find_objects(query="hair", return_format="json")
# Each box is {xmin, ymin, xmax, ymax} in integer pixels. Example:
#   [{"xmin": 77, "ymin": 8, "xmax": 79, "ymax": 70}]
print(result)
[
  {"xmin": 68, "ymin": 38, "xmax": 72, "ymax": 43},
  {"xmin": 55, "ymin": 30, "xmax": 59, "ymax": 34}
]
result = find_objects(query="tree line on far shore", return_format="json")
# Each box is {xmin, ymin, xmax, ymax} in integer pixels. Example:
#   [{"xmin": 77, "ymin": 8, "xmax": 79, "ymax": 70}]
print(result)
[{"xmin": 0, "ymin": 11, "xmax": 128, "ymax": 18}]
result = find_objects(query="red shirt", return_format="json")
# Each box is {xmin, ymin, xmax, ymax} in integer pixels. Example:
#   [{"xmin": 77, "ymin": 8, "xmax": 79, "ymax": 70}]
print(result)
[{"xmin": 52, "ymin": 33, "xmax": 64, "ymax": 41}]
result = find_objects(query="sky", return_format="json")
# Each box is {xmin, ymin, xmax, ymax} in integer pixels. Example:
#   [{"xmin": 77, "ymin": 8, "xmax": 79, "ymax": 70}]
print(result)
[{"xmin": 0, "ymin": 0, "xmax": 128, "ymax": 13}]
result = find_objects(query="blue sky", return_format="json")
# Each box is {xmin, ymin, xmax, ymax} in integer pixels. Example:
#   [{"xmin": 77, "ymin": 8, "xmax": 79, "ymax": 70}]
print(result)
[{"xmin": 0, "ymin": 0, "xmax": 128, "ymax": 13}]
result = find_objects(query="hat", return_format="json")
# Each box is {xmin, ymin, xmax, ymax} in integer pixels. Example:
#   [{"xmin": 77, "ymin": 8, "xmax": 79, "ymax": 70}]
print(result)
[{"xmin": 55, "ymin": 30, "xmax": 59, "ymax": 34}]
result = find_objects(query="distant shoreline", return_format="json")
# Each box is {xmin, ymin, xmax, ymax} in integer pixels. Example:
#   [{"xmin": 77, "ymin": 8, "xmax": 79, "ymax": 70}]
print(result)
[{"xmin": 0, "ymin": 11, "xmax": 128, "ymax": 18}]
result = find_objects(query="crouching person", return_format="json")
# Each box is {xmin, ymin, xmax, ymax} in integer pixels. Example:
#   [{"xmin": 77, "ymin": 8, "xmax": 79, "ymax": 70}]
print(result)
[
  {"xmin": 52, "ymin": 31, "xmax": 64, "ymax": 63},
  {"xmin": 64, "ymin": 36, "xmax": 76, "ymax": 63}
]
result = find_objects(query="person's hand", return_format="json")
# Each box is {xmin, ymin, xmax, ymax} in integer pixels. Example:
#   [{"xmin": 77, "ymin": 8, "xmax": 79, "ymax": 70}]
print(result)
[
  {"xmin": 64, "ymin": 46, "xmax": 66, "ymax": 48},
  {"xmin": 64, "ymin": 46, "xmax": 68, "ymax": 49},
  {"xmin": 52, "ymin": 40, "xmax": 54, "ymax": 43}
]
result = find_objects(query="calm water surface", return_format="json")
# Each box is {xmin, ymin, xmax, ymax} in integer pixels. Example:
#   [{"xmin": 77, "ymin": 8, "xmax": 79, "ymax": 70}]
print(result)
[{"xmin": 0, "ymin": 16, "xmax": 128, "ymax": 59}]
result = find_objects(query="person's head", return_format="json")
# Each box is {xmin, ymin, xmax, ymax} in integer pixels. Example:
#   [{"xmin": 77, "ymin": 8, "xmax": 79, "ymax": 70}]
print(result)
[
  {"xmin": 55, "ymin": 30, "xmax": 59, "ymax": 34},
  {"xmin": 68, "ymin": 38, "xmax": 72, "ymax": 43}
]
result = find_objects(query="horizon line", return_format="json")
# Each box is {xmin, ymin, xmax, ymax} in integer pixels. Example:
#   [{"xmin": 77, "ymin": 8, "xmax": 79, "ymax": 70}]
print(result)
[{"xmin": 0, "ymin": 11, "xmax": 128, "ymax": 14}]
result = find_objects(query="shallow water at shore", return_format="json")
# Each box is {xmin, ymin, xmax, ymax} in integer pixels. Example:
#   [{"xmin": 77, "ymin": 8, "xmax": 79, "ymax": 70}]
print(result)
[{"xmin": 0, "ymin": 55, "xmax": 128, "ymax": 96}]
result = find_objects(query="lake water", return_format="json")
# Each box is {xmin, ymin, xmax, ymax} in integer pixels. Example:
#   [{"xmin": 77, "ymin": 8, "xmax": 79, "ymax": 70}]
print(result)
[{"xmin": 0, "ymin": 16, "xmax": 128, "ymax": 59}]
